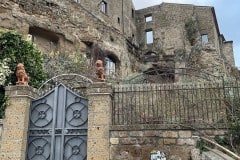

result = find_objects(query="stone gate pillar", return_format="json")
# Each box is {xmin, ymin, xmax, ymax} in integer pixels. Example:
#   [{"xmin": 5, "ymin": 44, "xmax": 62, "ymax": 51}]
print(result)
[
  {"xmin": 0, "ymin": 86, "xmax": 37, "ymax": 160},
  {"xmin": 87, "ymin": 83, "xmax": 112, "ymax": 160}
]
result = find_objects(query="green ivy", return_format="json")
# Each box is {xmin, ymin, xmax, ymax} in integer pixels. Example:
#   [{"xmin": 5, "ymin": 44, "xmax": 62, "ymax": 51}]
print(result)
[
  {"xmin": 0, "ymin": 29, "xmax": 47, "ymax": 118},
  {"xmin": 0, "ymin": 86, "xmax": 7, "ymax": 118},
  {"xmin": 196, "ymin": 139, "xmax": 215, "ymax": 153},
  {"xmin": 185, "ymin": 19, "xmax": 197, "ymax": 46},
  {"xmin": 0, "ymin": 30, "xmax": 47, "ymax": 88}
]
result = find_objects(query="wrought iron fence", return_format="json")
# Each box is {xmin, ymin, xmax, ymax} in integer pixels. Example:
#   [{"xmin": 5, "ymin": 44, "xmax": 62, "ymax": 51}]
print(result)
[{"xmin": 112, "ymin": 82, "xmax": 240, "ymax": 128}]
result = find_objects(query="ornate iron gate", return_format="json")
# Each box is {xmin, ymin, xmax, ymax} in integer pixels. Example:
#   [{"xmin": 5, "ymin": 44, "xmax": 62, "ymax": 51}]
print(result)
[{"xmin": 27, "ymin": 84, "xmax": 88, "ymax": 160}]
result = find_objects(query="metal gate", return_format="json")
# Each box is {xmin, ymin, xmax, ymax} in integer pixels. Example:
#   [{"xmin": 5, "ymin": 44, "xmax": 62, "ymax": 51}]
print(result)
[{"xmin": 27, "ymin": 84, "xmax": 88, "ymax": 160}]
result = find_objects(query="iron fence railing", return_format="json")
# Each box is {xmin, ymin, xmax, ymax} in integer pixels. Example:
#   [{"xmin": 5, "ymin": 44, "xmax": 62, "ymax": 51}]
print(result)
[{"xmin": 112, "ymin": 82, "xmax": 240, "ymax": 128}]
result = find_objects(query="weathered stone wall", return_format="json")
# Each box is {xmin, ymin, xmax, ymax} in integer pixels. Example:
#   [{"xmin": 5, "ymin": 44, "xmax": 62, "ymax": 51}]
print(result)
[
  {"xmin": 109, "ymin": 129, "xmax": 226, "ymax": 160},
  {"xmin": 135, "ymin": 3, "xmax": 233, "ymax": 75},
  {"xmin": 80, "ymin": 0, "xmax": 136, "ymax": 38},
  {"xmin": 222, "ymin": 41, "xmax": 235, "ymax": 66},
  {"xmin": 135, "ymin": 3, "xmax": 194, "ymax": 55},
  {"xmin": 0, "ymin": 0, "xmax": 134, "ymax": 77}
]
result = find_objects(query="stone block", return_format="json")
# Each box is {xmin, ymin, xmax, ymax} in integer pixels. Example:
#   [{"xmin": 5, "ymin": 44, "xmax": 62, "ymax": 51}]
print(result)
[
  {"xmin": 163, "ymin": 138, "xmax": 176, "ymax": 145},
  {"xmin": 179, "ymin": 131, "xmax": 192, "ymax": 138},
  {"xmin": 144, "ymin": 130, "xmax": 160, "ymax": 137},
  {"xmin": 118, "ymin": 131, "xmax": 129, "ymax": 138},
  {"xmin": 162, "ymin": 131, "xmax": 178, "ymax": 138},
  {"xmin": 177, "ymin": 138, "xmax": 196, "ymax": 146},
  {"xmin": 110, "ymin": 138, "xmax": 119, "ymax": 145},
  {"xmin": 120, "ymin": 138, "xmax": 137, "ymax": 145},
  {"xmin": 130, "ymin": 131, "xmax": 143, "ymax": 137}
]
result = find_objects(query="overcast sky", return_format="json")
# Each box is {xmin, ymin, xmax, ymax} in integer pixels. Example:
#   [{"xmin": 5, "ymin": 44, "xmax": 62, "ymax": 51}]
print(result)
[{"xmin": 132, "ymin": 0, "xmax": 240, "ymax": 67}]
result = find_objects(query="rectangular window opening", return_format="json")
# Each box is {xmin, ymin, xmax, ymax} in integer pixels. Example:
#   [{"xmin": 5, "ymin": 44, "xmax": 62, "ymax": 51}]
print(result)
[
  {"xmin": 100, "ymin": 1, "xmax": 107, "ymax": 14},
  {"xmin": 73, "ymin": 0, "xmax": 80, "ymax": 3},
  {"xmin": 105, "ymin": 57, "xmax": 116, "ymax": 77},
  {"xmin": 117, "ymin": 17, "xmax": 120, "ymax": 24},
  {"xmin": 201, "ymin": 34, "xmax": 209, "ymax": 43},
  {"xmin": 132, "ymin": 9, "xmax": 135, "ymax": 18},
  {"xmin": 146, "ymin": 30, "xmax": 153, "ymax": 44},
  {"xmin": 145, "ymin": 15, "xmax": 152, "ymax": 22}
]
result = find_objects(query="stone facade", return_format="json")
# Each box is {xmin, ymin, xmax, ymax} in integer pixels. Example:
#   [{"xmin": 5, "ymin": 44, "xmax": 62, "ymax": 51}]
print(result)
[
  {"xmin": 0, "ymin": 0, "xmax": 235, "ymax": 80},
  {"xmin": 109, "ymin": 129, "xmax": 226, "ymax": 160},
  {"xmin": 135, "ymin": 3, "xmax": 234, "ymax": 76}
]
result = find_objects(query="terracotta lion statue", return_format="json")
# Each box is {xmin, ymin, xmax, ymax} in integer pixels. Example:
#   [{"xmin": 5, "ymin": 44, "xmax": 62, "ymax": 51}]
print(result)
[
  {"xmin": 16, "ymin": 63, "xmax": 29, "ymax": 85},
  {"xmin": 95, "ymin": 60, "xmax": 105, "ymax": 81}
]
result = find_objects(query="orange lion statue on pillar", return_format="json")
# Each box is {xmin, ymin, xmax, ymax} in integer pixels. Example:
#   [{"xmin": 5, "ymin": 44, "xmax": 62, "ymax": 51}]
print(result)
[
  {"xmin": 95, "ymin": 60, "xmax": 105, "ymax": 81},
  {"xmin": 16, "ymin": 63, "xmax": 29, "ymax": 85}
]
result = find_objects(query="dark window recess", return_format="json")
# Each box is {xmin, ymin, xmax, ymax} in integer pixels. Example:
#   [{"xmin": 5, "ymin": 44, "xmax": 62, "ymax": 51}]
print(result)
[
  {"xmin": 28, "ymin": 26, "xmax": 59, "ymax": 52},
  {"xmin": 117, "ymin": 17, "xmax": 120, "ymax": 24},
  {"xmin": 132, "ymin": 9, "xmax": 135, "ymax": 18}
]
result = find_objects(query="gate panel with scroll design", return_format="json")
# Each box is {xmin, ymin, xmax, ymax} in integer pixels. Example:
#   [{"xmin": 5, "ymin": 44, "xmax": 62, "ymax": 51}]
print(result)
[{"xmin": 27, "ymin": 84, "xmax": 88, "ymax": 160}]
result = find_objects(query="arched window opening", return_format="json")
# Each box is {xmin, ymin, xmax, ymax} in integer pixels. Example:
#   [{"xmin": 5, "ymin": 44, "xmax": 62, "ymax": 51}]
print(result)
[
  {"xmin": 105, "ymin": 57, "xmax": 115, "ymax": 76},
  {"xmin": 99, "ymin": 1, "xmax": 107, "ymax": 14}
]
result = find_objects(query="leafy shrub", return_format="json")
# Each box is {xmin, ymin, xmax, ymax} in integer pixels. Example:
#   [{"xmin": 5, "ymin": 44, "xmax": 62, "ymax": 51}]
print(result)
[{"xmin": 0, "ymin": 29, "xmax": 47, "ymax": 118}]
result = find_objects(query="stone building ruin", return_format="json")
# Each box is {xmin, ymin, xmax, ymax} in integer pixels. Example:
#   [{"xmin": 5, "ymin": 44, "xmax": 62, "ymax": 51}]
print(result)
[{"xmin": 0, "ymin": 0, "xmax": 235, "ymax": 81}]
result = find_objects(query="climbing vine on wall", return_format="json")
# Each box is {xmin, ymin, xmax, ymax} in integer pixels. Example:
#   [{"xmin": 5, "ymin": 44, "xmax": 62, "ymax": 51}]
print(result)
[{"xmin": 185, "ymin": 19, "xmax": 197, "ymax": 46}]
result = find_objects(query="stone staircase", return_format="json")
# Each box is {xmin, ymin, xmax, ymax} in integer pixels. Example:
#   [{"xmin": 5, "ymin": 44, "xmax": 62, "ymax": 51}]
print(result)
[
  {"xmin": 191, "ymin": 148, "xmax": 237, "ymax": 160},
  {"xmin": 202, "ymin": 149, "xmax": 235, "ymax": 160}
]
